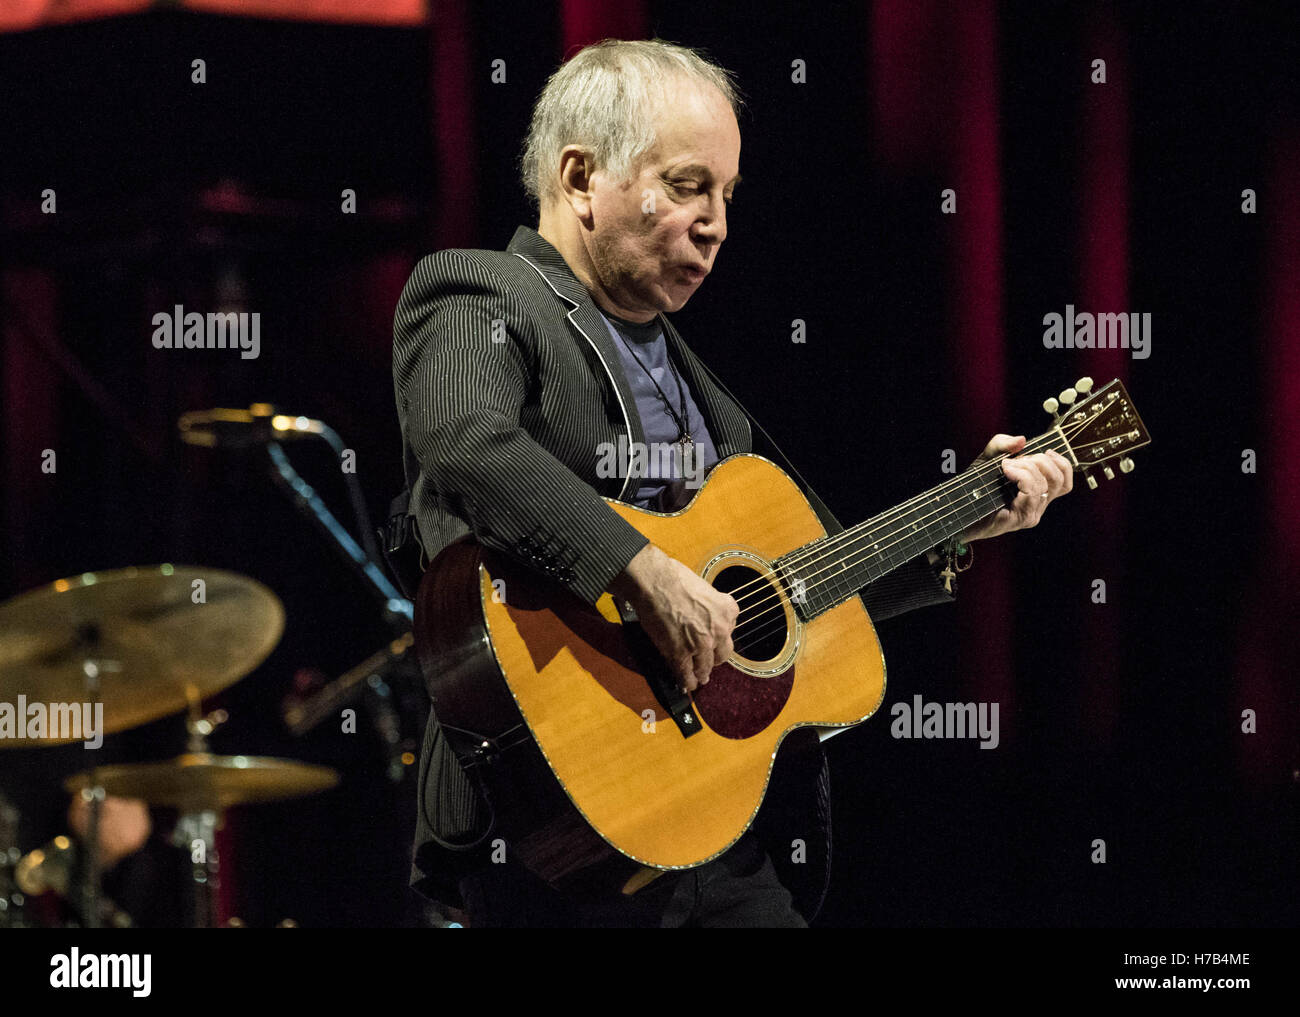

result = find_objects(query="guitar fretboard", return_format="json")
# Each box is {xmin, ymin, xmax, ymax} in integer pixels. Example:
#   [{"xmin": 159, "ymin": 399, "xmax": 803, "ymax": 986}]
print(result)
[{"xmin": 777, "ymin": 431, "xmax": 1070, "ymax": 619}]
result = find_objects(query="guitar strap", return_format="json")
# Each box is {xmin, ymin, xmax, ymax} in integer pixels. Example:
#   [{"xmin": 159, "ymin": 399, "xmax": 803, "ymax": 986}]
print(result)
[
  {"xmin": 690, "ymin": 355, "xmax": 847, "ymax": 538},
  {"xmin": 380, "ymin": 487, "xmax": 422, "ymax": 601}
]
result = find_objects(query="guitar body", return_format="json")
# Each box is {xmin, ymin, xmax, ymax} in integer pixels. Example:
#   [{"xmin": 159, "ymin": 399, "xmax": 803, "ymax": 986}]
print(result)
[{"xmin": 414, "ymin": 454, "xmax": 888, "ymax": 885}]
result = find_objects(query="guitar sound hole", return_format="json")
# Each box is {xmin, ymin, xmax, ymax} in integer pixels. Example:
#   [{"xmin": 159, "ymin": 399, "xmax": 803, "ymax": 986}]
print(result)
[{"xmin": 710, "ymin": 564, "xmax": 788, "ymax": 663}]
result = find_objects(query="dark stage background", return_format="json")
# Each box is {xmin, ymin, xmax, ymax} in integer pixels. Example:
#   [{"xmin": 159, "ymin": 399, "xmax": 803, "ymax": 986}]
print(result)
[{"xmin": 1, "ymin": 1, "xmax": 1296, "ymax": 928}]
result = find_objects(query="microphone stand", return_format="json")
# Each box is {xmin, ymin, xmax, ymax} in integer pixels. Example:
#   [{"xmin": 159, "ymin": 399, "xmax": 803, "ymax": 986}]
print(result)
[
  {"xmin": 263, "ymin": 438, "xmax": 412, "ymax": 633},
  {"xmin": 264, "ymin": 438, "xmax": 417, "ymax": 779}
]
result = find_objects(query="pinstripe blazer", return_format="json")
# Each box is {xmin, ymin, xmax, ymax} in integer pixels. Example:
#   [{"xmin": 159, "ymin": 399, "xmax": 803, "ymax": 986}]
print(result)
[{"xmin": 393, "ymin": 225, "xmax": 954, "ymax": 917}]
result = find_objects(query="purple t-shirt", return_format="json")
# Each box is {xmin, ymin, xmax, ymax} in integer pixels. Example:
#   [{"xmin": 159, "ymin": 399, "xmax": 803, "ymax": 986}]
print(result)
[{"xmin": 599, "ymin": 310, "xmax": 718, "ymax": 510}]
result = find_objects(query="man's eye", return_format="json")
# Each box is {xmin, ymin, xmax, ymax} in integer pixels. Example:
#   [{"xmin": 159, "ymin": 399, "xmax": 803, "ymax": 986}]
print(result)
[{"xmin": 668, "ymin": 180, "xmax": 733, "ymax": 206}]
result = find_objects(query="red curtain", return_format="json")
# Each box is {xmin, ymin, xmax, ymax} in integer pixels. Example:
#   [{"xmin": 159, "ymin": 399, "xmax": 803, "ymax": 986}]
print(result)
[
  {"xmin": 1076, "ymin": 12, "xmax": 1130, "ymax": 745},
  {"xmin": 561, "ymin": 0, "xmax": 647, "ymax": 58},
  {"xmin": 870, "ymin": 0, "xmax": 1013, "ymax": 722},
  {"xmin": 0, "ymin": 0, "xmax": 424, "ymax": 32},
  {"xmin": 1234, "ymin": 133, "xmax": 1300, "ymax": 784}
]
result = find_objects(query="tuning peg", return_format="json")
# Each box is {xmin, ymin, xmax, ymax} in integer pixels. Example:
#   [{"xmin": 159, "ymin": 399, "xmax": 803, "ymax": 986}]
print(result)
[
  {"xmin": 1081, "ymin": 467, "xmax": 1098, "ymax": 490},
  {"xmin": 1119, "ymin": 457, "xmax": 1135, "ymax": 474},
  {"xmin": 1103, "ymin": 465, "xmax": 1115, "ymax": 480},
  {"xmin": 1058, "ymin": 387, "xmax": 1077, "ymax": 406},
  {"xmin": 1075, "ymin": 376, "xmax": 1093, "ymax": 394},
  {"xmin": 1043, "ymin": 397, "xmax": 1059, "ymax": 416}
]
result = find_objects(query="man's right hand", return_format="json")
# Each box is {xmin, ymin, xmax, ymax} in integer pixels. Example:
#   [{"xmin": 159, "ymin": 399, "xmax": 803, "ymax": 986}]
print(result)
[{"xmin": 608, "ymin": 544, "xmax": 739, "ymax": 692}]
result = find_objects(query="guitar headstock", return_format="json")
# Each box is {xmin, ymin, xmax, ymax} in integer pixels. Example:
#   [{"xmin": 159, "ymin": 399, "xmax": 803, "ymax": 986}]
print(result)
[{"xmin": 1046, "ymin": 378, "xmax": 1151, "ymax": 489}]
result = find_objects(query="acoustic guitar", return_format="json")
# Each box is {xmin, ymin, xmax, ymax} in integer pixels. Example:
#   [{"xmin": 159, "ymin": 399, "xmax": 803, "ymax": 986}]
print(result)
[{"xmin": 413, "ymin": 377, "xmax": 1149, "ymax": 891}]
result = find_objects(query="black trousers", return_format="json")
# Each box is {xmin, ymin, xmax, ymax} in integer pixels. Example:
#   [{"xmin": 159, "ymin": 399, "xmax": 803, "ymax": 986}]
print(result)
[{"xmin": 458, "ymin": 831, "xmax": 807, "ymax": 928}]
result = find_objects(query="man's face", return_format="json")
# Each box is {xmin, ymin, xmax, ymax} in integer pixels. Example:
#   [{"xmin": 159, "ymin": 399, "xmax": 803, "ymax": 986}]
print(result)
[{"xmin": 585, "ymin": 77, "xmax": 740, "ymax": 321}]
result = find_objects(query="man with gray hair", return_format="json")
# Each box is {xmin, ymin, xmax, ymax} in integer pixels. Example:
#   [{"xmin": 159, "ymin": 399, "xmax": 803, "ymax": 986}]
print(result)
[{"xmin": 393, "ymin": 38, "xmax": 1072, "ymax": 927}]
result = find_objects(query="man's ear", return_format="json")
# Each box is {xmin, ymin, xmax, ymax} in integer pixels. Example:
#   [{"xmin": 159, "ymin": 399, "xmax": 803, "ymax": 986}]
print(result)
[{"xmin": 556, "ymin": 145, "xmax": 597, "ymax": 222}]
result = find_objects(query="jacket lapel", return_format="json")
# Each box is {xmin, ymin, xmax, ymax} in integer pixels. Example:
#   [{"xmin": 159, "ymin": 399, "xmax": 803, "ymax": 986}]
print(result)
[
  {"xmin": 507, "ymin": 228, "xmax": 648, "ymax": 464},
  {"xmin": 506, "ymin": 225, "xmax": 752, "ymax": 464}
]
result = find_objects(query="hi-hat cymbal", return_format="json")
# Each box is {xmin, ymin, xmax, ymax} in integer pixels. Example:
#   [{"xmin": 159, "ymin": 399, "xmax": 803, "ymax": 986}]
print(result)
[
  {"xmin": 64, "ymin": 754, "xmax": 339, "ymax": 811},
  {"xmin": 0, "ymin": 565, "xmax": 284, "ymax": 748}
]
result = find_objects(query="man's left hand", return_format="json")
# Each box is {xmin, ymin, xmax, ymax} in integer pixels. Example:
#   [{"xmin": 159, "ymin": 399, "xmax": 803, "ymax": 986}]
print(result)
[{"xmin": 961, "ymin": 434, "xmax": 1073, "ymax": 543}]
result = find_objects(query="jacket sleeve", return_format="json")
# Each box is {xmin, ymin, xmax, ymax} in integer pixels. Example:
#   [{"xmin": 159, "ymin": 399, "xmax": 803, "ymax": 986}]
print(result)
[
  {"xmin": 858, "ymin": 553, "xmax": 954, "ymax": 622},
  {"xmin": 394, "ymin": 250, "xmax": 648, "ymax": 605}
]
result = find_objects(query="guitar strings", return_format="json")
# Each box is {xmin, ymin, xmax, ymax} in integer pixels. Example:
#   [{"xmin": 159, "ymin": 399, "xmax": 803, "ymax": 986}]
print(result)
[
  {"xmin": 726, "ymin": 400, "xmax": 1125, "ymax": 653},
  {"xmin": 717, "ymin": 425, "xmax": 1090, "ymax": 655},
  {"xmin": 780, "ymin": 432, "xmax": 1062, "ymax": 577},
  {"xmin": 723, "ymin": 429, "xmax": 1063, "ymax": 618},
  {"xmin": 726, "ymin": 430, "xmax": 1071, "ymax": 650},
  {"xmin": 736, "ymin": 409, "xmax": 1100, "ymax": 606},
  {"xmin": 724, "ymin": 462, "xmax": 1018, "ymax": 655}
]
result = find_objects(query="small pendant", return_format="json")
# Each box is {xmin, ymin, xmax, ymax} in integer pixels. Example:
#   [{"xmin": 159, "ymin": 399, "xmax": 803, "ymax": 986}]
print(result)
[{"xmin": 939, "ymin": 565, "xmax": 955, "ymax": 593}]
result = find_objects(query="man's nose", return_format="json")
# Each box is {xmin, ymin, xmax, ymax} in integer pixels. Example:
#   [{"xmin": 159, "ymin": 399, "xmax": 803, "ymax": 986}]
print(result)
[{"xmin": 693, "ymin": 206, "xmax": 726, "ymax": 246}]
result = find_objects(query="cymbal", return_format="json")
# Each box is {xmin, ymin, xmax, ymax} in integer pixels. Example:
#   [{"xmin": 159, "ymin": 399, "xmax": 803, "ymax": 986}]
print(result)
[
  {"xmin": 64, "ymin": 754, "xmax": 339, "ymax": 811},
  {"xmin": 0, "ymin": 565, "xmax": 283, "ymax": 747}
]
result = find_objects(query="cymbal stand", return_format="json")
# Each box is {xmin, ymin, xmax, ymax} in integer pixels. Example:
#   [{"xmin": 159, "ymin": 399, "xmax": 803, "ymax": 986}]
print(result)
[
  {"xmin": 172, "ymin": 692, "xmax": 228, "ymax": 928},
  {"xmin": 79, "ymin": 656, "xmax": 104, "ymax": 929}
]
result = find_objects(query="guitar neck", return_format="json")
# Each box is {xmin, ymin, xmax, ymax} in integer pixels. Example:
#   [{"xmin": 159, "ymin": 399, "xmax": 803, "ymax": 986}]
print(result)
[{"xmin": 778, "ymin": 429, "xmax": 1072, "ymax": 618}]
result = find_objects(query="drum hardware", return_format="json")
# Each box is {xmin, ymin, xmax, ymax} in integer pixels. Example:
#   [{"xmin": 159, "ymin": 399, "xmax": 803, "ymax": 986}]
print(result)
[
  {"xmin": 0, "ymin": 564, "xmax": 302, "ymax": 927},
  {"xmin": 14, "ymin": 835, "xmax": 134, "ymax": 928},
  {"xmin": 282, "ymin": 633, "xmax": 421, "ymax": 781},
  {"xmin": 0, "ymin": 794, "xmax": 26, "ymax": 928},
  {"xmin": 64, "ymin": 713, "xmax": 339, "ymax": 927},
  {"xmin": 0, "ymin": 564, "xmax": 285, "ymax": 746},
  {"xmin": 3, "ymin": 410, "xmax": 417, "ymax": 926}
]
